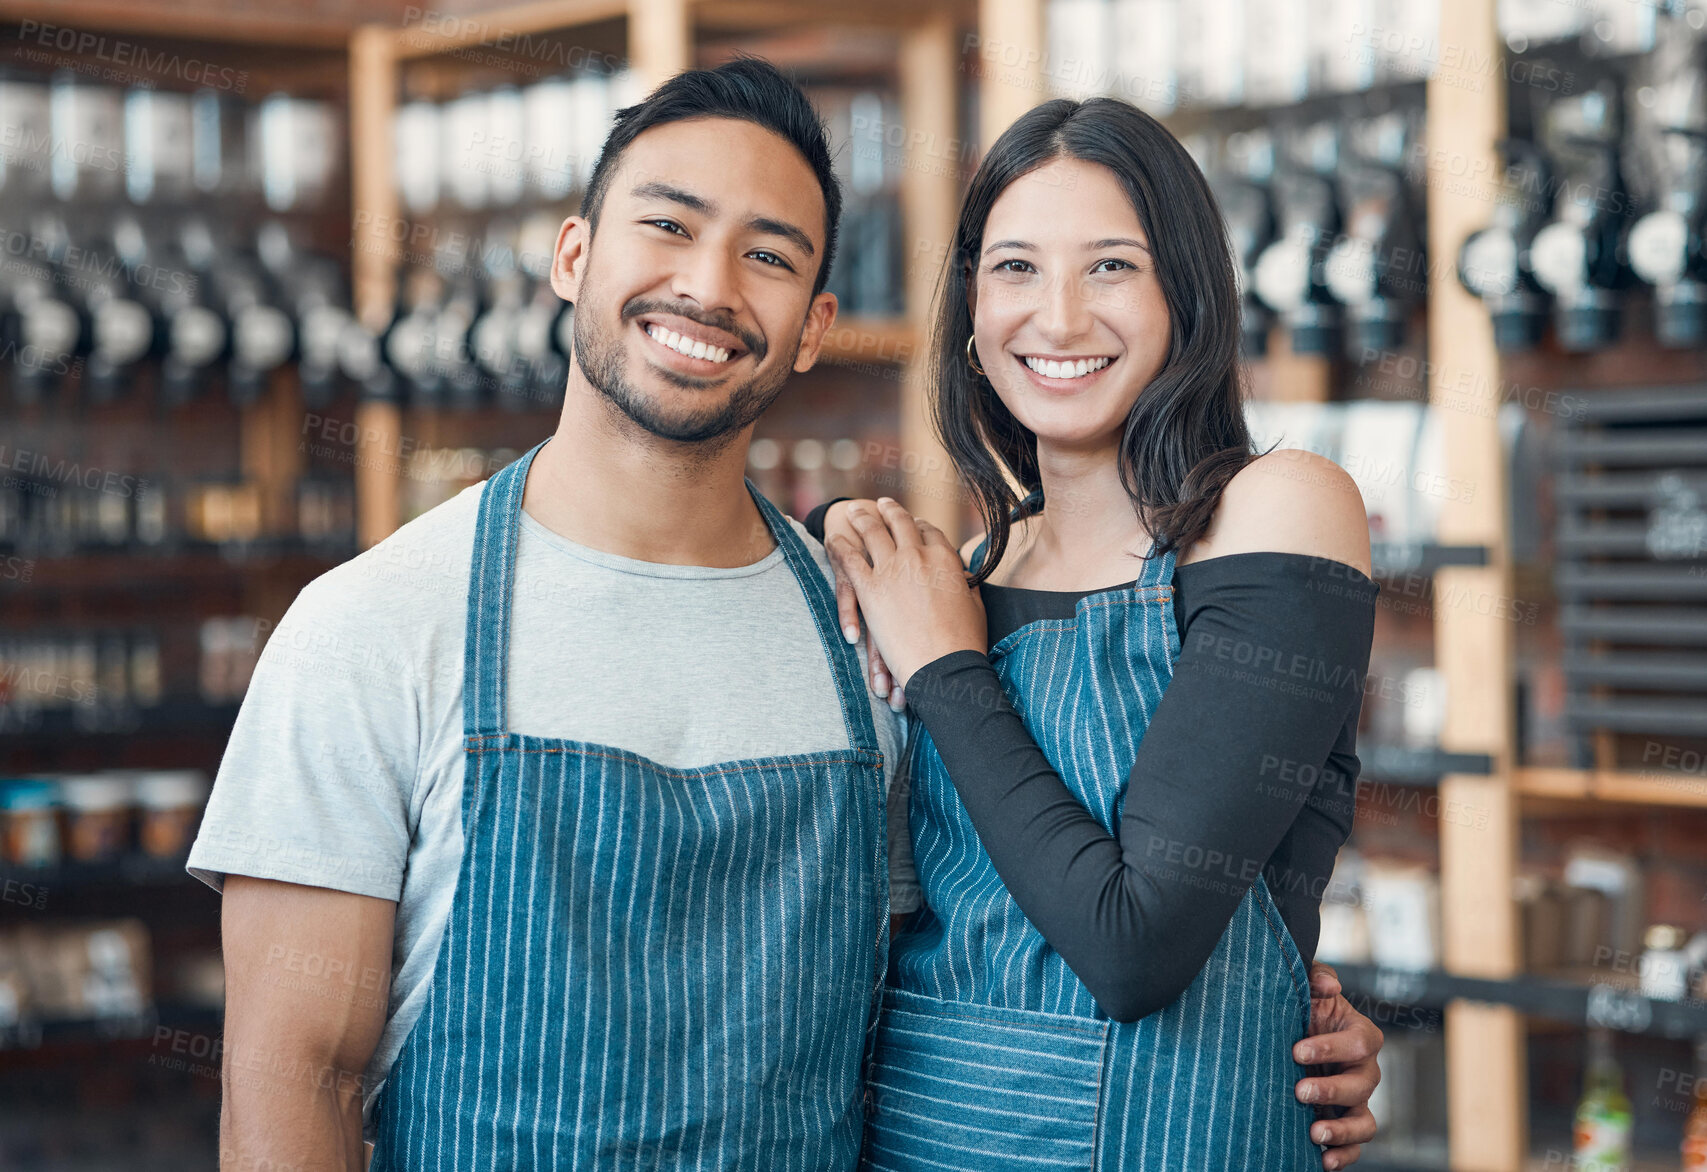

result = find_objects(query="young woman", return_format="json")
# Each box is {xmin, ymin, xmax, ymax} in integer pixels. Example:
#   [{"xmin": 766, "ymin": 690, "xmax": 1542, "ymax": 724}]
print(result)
[{"xmin": 812, "ymin": 98, "xmax": 1382, "ymax": 1170}]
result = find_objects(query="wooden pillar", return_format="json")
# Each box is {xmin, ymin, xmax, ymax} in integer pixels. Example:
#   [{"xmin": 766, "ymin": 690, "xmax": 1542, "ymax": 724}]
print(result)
[
  {"xmin": 240, "ymin": 367, "xmax": 306, "ymax": 538},
  {"xmin": 349, "ymin": 24, "xmax": 404, "ymax": 548},
  {"xmin": 898, "ymin": 13, "xmax": 962, "ymax": 533},
  {"xmin": 1264, "ymin": 325, "xmax": 1333, "ymax": 402},
  {"xmin": 1426, "ymin": 0, "xmax": 1526, "ymax": 1167},
  {"xmin": 629, "ymin": 0, "xmax": 691, "ymax": 90},
  {"xmin": 977, "ymin": 0, "xmax": 1044, "ymax": 152}
]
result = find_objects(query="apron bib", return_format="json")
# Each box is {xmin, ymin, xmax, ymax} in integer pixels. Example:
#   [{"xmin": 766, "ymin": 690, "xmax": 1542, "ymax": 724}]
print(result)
[
  {"xmin": 864, "ymin": 539, "xmax": 1319, "ymax": 1171},
  {"xmin": 370, "ymin": 440, "xmax": 889, "ymax": 1171}
]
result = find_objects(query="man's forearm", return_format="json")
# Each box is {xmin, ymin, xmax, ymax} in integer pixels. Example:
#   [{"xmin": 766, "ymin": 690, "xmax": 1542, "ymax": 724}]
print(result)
[{"xmin": 220, "ymin": 1033, "xmax": 369, "ymax": 1172}]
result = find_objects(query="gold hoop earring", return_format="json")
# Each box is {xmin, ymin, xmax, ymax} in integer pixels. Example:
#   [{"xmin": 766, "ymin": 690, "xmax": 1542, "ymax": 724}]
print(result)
[{"xmin": 965, "ymin": 334, "xmax": 986, "ymax": 377}]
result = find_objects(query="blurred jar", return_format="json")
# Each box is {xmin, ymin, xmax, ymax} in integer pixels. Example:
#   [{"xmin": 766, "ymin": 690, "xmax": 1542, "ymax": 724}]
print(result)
[
  {"xmin": 1, "ymin": 779, "xmax": 61, "ymax": 867},
  {"xmin": 134, "ymin": 770, "xmax": 210, "ymax": 859},
  {"xmin": 59, "ymin": 774, "xmax": 133, "ymax": 863}
]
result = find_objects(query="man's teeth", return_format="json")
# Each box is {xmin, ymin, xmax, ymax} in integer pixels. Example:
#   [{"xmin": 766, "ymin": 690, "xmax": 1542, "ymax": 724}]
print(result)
[
  {"xmin": 645, "ymin": 323, "xmax": 733, "ymax": 363},
  {"xmin": 1024, "ymin": 355, "xmax": 1112, "ymax": 380}
]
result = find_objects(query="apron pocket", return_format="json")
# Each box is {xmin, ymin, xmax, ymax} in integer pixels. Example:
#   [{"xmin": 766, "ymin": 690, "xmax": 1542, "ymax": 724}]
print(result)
[{"xmin": 861, "ymin": 986, "xmax": 1109, "ymax": 1172}]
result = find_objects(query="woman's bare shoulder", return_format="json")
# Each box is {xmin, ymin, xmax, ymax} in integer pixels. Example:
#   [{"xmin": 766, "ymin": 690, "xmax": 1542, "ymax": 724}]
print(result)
[{"xmin": 1179, "ymin": 448, "xmax": 1371, "ymax": 577}]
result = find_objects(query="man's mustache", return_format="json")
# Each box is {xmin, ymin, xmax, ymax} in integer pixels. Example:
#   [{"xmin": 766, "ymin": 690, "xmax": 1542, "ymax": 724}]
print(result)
[{"xmin": 621, "ymin": 298, "xmax": 767, "ymax": 361}]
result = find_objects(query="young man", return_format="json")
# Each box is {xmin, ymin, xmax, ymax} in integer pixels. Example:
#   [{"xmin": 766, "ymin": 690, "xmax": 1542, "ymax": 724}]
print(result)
[{"xmin": 191, "ymin": 58, "xmax": 1379, "ymax": 1171}]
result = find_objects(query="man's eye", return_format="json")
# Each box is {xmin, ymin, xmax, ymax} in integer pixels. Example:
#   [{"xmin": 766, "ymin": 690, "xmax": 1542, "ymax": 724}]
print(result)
[
  {"xmin": 646, "ymin": 219, "xmax": 687, "ymax": 236},
  {"xmin": 749, "ymin": 250, "xmax": 790, "ymax": 269}
]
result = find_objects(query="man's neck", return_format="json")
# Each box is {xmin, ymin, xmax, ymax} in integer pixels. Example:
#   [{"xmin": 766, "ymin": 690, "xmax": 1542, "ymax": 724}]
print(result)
[{"xmin": 519, "ymin": 375, "xmax": 774, "ymax": 569}]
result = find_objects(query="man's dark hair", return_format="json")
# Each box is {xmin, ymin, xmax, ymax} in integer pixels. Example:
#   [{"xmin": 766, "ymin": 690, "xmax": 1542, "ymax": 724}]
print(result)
[{"xmin": 580, "ymin": 56, "xmax": 842, "ymax": 296}]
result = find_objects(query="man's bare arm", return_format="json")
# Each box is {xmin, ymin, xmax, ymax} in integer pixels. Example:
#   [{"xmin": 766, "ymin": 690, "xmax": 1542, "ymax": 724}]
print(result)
[{"xmin": 219, "ymin": 875, "xmax": 396, "ymax": 1172}]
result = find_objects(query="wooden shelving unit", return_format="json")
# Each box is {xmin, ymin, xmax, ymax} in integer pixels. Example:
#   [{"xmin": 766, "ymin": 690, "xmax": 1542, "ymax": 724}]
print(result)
[{"xmin": 347, "ymin": 0, "xmax": 971, "ymax": 546}]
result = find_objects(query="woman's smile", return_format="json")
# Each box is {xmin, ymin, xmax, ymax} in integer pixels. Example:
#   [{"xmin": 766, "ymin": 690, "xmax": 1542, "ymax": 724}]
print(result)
[{"xmin": 1017, "ymin": 352, "xmax": 1120, "ymax": 392}]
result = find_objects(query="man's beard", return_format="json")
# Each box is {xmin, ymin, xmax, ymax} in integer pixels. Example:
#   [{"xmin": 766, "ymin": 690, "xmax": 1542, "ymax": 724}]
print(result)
[{"xmin": 573, "ymin": 285, "xmax": 796, "ymax": 448}]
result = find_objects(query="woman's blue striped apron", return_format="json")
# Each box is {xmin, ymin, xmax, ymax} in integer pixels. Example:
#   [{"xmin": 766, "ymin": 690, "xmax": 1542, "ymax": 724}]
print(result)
[
  {"xmin": 862, "ymin": 536, "xmax": 1320, "ymax": 1171},
  {"xmin": 370, "ymin": 440, "xmax": 889, "ymax": 1171}
]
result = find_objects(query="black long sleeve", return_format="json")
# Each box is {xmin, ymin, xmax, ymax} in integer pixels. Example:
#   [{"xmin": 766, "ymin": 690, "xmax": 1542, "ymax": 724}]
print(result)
[{"xmin": 902, "ymin": 553, "xmax": 1378, "ymax": 1022}]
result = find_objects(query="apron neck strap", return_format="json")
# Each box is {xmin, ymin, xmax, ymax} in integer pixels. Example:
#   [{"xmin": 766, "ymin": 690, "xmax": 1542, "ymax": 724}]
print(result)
[
  {"xmin": 746, "ymin": 486, "xmax": 882, "ymax": 756},
  {"xmin": 463, "ymin": 438, "xmax": 547, "ymax": 738},
  {"xmin": 462, "ymin": 441, "xmax": 881, "ymax": 755}
]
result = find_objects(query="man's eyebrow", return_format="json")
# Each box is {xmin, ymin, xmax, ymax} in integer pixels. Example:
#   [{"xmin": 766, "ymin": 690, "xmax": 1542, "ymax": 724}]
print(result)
[
  {"xmin": 745, "ymin": 215, "xmax": 815, "ymax": 258},
  {"xmin": 631, "ymin": 181, "xmax": 715, "ymax": 215}
]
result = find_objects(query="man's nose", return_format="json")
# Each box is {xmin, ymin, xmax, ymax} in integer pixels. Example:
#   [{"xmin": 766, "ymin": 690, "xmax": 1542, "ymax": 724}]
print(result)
[{"xmin": 669, "ymin": 243, "xmax": 743, "ymax": 318}]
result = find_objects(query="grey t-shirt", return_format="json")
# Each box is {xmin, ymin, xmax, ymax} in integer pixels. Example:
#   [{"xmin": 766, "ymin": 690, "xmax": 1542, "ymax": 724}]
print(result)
[{"xmin": 186, "ymin": 480, "xmax": 920, "ymax": 1137}]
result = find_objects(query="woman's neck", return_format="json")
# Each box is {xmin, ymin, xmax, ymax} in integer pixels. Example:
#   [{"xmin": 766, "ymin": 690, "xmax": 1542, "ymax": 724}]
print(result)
[{"xmin": 999, "ymin": 441, "xmax": 1153, "ymax": 591}]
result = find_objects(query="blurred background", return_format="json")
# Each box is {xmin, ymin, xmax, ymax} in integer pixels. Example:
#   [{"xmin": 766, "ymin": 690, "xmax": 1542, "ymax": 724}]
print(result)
[{"xmin": 1, "ymin": 0, "xmax": 1707, "ymax": 1168}]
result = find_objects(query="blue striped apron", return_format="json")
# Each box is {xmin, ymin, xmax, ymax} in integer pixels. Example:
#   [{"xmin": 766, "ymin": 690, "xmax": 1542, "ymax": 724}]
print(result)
[
  {"xmin": 862, "ymin": 537, "xmax": 1320, "ymax": 1171},
  {"xmin": 370, "ymin": 440, "xmax": 889, "ymax": 1171}
]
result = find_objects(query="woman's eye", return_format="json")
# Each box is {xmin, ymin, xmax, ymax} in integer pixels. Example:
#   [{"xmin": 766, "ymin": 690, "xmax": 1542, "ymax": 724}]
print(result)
[
  {"xmin": 993, "ymin": 259, "xmax": 1034, "ymax": 274},
  {"xmin": 1092, "ymin": 258, "xmax": 1135, "ymax": 274}
]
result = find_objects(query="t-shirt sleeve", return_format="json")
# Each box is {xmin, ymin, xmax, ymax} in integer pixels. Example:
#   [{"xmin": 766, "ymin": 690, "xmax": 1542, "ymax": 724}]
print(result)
[{"xmin": 186, "ymin": 571, "xmax": 421, "ymax": 902}]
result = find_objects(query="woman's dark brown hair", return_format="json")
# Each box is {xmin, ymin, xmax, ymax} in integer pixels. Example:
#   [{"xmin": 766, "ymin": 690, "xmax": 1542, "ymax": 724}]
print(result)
[{"xmin": 935, "ymin": 97, "xmax": 1259, "ymax": 584}]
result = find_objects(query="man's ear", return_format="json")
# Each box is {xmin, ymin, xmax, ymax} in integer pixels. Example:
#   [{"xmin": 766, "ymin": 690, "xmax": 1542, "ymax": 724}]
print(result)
[
  {"xmin": 550, "ymin": 215, "xmax": 591, "ymax": 304},
  {"xmin": 791, "ymin": 290, "xmax": 839, "ymax": 374}
]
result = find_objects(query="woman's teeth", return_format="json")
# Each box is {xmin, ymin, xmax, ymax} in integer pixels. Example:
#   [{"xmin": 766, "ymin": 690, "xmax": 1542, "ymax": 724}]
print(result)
[
  {"xmin": 1023, "ymin": 355, "xmax": 1112, "ymax": 380},
  {"xmin": 645, "ymin": 323, "xmax": 734, "ymax": 363}
]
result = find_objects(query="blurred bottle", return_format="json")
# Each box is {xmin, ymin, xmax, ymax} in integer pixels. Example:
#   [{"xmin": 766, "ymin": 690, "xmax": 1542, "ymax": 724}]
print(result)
[
  {"xmin": 3, "ymin": 231, "xmax": 83, "ymax": 404},
  {"xmin": 1529, "ymin": 85, "xmax": 1630, "ymax": 353},
  {"xmin": 108, "ymin": 215, "xmax": 225, "ymax": 407},
  {"xmin": 790, "ymin": 440, "xmax": 828, "ymax": 522},
  {"xmin": 1684, "ymin": 1037, "xmax": 1707, "ymax": 1168},
  {"xmin": 257, "ymin": 222, "xmax": 353, "ymax": 409},
  {"xmin": 1457, "ymin": 140, "xmax": 1552, "ymax": 353},
  {"xmin": 1573, "ymin": 1028, "xmax": 1631, "ymax": 1172}
]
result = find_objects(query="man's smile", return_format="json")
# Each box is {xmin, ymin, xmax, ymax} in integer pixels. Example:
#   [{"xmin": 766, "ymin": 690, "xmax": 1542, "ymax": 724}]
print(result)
[{"xmin": 638, "ymin": 315, "xmax": 746, "ymax": 369}]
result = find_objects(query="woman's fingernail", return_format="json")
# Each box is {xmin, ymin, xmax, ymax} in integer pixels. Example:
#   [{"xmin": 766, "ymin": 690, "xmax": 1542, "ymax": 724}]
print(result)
[
  {"xmin": 889, "ymin": 685, "xmax": 905, "ymax": 709},
  {"xmin": 844, "ymin": 624, "xmax": 859, "ymax": 644},
  {"xmin": 874, "ymin": 671, "xmax": 890, "ymax": 695}
]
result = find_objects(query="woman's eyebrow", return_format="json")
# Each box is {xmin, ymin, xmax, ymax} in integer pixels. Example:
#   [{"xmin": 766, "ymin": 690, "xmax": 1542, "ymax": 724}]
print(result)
[
  {"xmin": 983, "ymin": 237, "xmax": 1153, "ymax": 255},
  {"xmin": 1093, "ymin": 237, "xmax": 1152, "ymax": 255}
]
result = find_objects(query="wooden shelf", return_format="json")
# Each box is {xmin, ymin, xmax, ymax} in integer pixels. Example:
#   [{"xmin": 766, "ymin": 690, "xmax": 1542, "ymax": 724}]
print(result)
[
  {"xmin": 0, "ymin": 1, "xmax": 362, "ymax": 46},
  {"xmin": 816, "ymin": 316, "xmax": 919, "ymax": 366},
  {"xmin": 391, "ymin": 0, "xmax": 631, "ymax": 59},
  {"xmin": 1514, "ymin": 766, "xmax": 1707, "ymax": 810}
]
